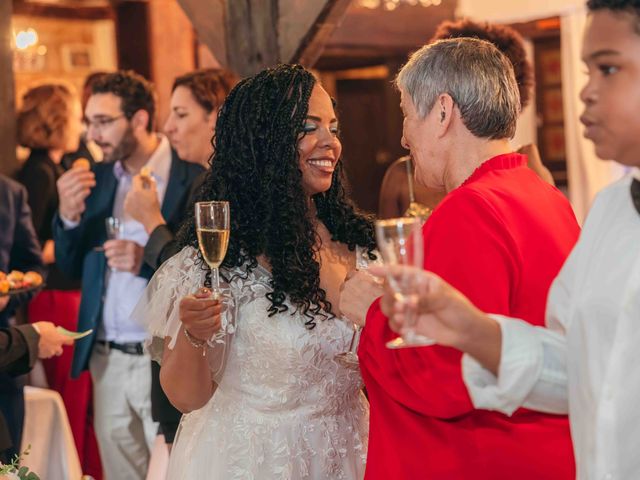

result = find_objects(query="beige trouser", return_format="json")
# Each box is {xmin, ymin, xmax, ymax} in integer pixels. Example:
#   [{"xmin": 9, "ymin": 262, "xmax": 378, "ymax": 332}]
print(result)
[{"xmin": 90, "ymin": 343, "xmax": 158, "ymax": 480}]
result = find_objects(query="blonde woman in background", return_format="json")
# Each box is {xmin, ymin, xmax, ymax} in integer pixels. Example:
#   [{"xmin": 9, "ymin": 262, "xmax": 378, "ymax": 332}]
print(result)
[{"xmin": 15, "ymin": 83, "xmax": 102, "ymax": 478}]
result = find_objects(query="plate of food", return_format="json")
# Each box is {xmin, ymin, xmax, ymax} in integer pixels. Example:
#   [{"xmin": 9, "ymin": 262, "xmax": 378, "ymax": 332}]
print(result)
[{"xmin": 0, "ymin": 270, "xmax": 44, "ymax": 297}]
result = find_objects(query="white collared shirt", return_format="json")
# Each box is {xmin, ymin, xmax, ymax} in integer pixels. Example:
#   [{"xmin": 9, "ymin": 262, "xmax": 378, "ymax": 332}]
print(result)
[
  {"xmin": 463, "ymin": 172, "xmax": 640, "ymax": 480},
  {"xmin": 100, "ymin": 134, "xmax": 172, "ymax": 343}
]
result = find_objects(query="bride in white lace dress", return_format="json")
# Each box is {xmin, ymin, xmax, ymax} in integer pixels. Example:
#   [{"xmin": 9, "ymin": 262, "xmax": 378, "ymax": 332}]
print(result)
[{"xmin": 134, "ymin": 64, "xmax": 379, "ymax": 479}]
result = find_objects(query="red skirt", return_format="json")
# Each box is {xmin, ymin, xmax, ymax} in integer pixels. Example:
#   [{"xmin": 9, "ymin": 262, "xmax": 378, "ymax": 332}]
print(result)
[{"xmin": 28, "ymin": 289, "xmax": 102, "ymax": 479}]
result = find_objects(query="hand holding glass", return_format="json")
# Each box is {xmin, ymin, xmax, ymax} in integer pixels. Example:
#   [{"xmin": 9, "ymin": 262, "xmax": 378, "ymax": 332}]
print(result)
[
  {"xmin": 375, "ymin": 217, "xmax": 434, "ymax": 349},
  {"xmin": 195, "ymin": 201, "xmax": 230, "ymax": 298}
]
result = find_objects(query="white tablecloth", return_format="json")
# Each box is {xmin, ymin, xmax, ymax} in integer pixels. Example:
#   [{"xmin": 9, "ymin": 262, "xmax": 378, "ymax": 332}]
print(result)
[{"xmin": 20, "ymin": 386, "xmax": 83, "ymax": 480}]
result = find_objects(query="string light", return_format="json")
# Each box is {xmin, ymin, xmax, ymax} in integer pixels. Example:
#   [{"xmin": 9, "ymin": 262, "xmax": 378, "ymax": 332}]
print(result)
[{"xmin": 359, "ymin": 0, "xmax": 443, "ymax": 9}]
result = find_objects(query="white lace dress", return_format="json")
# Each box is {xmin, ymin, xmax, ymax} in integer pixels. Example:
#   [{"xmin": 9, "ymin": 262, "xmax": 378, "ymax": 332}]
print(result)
[{"xmin": 135, "ymin": 246, "xmax": 369, "ymax": 479}]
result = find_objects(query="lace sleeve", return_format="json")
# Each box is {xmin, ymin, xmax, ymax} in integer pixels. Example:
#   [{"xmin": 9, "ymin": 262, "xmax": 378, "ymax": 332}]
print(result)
[{"xmin": 132, "ymin": 246, "xmax": 235, "ymax": 381}]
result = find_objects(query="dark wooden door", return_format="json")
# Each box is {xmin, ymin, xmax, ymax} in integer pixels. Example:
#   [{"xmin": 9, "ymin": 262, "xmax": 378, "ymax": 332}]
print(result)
[{"xmin": 335, "ymin": 76, "xmax": 405, "ymax": 214}]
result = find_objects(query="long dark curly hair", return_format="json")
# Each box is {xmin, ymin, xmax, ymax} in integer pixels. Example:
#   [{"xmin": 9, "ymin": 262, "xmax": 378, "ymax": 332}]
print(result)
[{"xmin": 177, "ymin": 64, "xmax": 376, "ymax": 328}]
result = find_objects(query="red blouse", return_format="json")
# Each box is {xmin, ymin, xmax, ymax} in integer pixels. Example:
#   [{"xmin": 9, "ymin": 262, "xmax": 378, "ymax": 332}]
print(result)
[{"xmin": 359, "ymin": 153, "xmax": 579, "ymax": 479}]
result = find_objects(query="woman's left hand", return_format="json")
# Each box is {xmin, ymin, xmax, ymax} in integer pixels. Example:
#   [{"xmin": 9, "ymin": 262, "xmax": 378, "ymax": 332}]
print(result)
[{"xmin": 338, "ymin": 270, "xmax": 384, "ymax": 327}]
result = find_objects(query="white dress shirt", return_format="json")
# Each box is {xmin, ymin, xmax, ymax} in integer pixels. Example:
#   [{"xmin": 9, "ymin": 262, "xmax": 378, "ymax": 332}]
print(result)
[
  {"xmin": 100, "ymin": 135, "xmax": 171, "ymax": 343},
  {"xmin": 463, "ymin": 172, "xmax": 640, "ymax": 480},
  {"xmin": 62, "ymin": 135, "xmax": 172, "ymax": 343}
]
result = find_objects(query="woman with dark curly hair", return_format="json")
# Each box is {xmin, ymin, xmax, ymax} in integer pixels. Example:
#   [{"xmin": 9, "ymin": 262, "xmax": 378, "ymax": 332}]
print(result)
[{"xmin": 134, "ymin": 64, "xmax": 375, "ymax": 478}]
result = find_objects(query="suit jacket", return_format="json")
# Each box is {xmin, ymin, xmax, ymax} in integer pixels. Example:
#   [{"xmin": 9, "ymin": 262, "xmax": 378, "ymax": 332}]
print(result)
[
  {"xmin": 0, "ymin": 174, "xmax": 44, "ymax": 327},
  {"xmin": 0, "ymin": 324, "xmax": 39, "ymax": 452},
  {"xmin": 0, "ymin": 175, "xmax": 43, "ymax": 454},
  {"xmin": 0, "ymin": 325, "xmax": 39, "ymax": 377},
  {"xmin": 53, "ymin": 151, "xmax": 203, "ymax": 378}
]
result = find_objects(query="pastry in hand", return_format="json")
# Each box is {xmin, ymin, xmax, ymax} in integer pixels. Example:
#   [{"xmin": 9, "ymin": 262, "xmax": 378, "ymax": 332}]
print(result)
[
  {"xmin": 139, "ymin": 166, "xmax": 153, "ymax": 189},
  {"xmin": 72, "ymin": 158, "xmax": 91, "ymax": 171},
  {"xmin": 0, "ymin": 279, "xmax": 8, "ymax": 294}
]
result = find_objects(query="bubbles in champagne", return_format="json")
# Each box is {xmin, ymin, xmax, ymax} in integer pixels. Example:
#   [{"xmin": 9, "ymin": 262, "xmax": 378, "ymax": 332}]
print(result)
[{"xmin": 197, "ymin": 228, "xmax": 230, "ymax": 268}]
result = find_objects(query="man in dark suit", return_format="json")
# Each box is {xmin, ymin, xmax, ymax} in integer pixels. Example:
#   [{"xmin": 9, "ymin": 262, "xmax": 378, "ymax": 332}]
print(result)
[
  {"xmin": 0, "ymin": 322, "xmax": 74, "ymax": 461},
  {"xmin": 53, "ymin": 71, "xmax": 203, "ymax": 479},
  {"xmin": 0, "ymin": 173, "xmax": 55, "ymax": 461}
]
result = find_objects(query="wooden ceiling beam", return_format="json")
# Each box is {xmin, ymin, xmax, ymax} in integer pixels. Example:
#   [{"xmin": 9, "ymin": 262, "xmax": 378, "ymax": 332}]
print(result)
[
  {"xmin": 177, "ymin": 0, "xmax": 227, "ymax": 70},
  {"xmin": 225, "ymin": 0, "xmax": 279, "ymax": 77},
  {"xmin": 175, "ymin": 0, "xmax": 352, "ymax": 77},
  {"xmin": 288, "ymin": 0, "xmax": 352, "ymax": 67}
]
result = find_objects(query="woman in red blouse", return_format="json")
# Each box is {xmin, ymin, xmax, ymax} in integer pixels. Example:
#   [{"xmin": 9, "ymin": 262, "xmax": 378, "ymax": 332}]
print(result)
[{"xmin": 342, "ymin": 38, "xmax": 578, "ymax": 479}]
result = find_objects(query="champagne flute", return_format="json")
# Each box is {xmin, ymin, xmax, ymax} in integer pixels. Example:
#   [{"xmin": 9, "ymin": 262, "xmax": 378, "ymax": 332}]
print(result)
[
  {"xmin": 195, "ymin": 201, "xmax": 230, "ymax": 298},
  {"xmin": 105, "ymin": 217, "xmax": 123, "ymax": 240},
  {"xmin": 404, "ymin": 156, "xmax": 432, "ymax": 222},
  {"xmin": 335, "ymin": 249, "xmax": 379, "ymax": 369},
  {"xmin": 375, "ymin": 216, "xmax": 434, "ymax": 349},
  {"xmin": 104, "ymin": 217, "xmax": 123, "ymax": 270}
]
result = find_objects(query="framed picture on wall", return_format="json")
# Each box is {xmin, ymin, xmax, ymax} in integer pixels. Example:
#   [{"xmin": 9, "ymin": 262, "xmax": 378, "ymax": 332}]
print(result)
[
  {"xmin": 61, "ymin": 44, "xmax": 94, "ymax": 71},
  {"xmin": 542, "ymin": 87, "xmax": 564, "ymax": 124},
  {"xmin": 543, "ymin": 126, "xmax": 567, "ymax": 162},
  {"xmin": 538, "ymin": 47, "xmax": 562, "ymax": 86}
]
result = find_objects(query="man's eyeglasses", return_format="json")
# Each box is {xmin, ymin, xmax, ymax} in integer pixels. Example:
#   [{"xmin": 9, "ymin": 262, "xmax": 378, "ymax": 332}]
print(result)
[{"xmin": 84, "ymin": 114, "xmax": 126, "ymax": 132}]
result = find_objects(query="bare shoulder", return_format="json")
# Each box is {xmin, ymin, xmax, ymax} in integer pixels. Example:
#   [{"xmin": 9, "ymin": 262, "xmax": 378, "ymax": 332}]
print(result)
[
  {"xmin": 383, "ymin": 157, "xmax": 410, "ymax": 183},
  {"xmin": 379, "ymin": 157, "xmax": 410, "ymax": 217}
]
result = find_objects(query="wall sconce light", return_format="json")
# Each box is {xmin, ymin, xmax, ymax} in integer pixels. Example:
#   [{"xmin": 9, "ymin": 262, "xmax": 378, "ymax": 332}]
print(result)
[{"xmin": 15, "ymin": 28, "xmax": 39, "ymax": 50}]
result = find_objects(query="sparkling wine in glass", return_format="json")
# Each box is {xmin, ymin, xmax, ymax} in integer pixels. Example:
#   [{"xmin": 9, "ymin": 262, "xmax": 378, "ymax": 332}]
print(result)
[
  {"xmin": 195, "ymin": 201, "xmax": 230, "ymax": 298},
  {"xmin": 375, "ymin": 216, "xmax": 434, "ymax": 349}
]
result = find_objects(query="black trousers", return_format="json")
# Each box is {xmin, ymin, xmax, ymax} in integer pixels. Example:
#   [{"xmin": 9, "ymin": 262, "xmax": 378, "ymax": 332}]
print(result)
[
  {"xmin": 150, "ymin": 361, "xmax": 182, "ymax": 444},
  {"xmin": 0, "ymin": 373, "xmax": 25, "ymax": 461}
]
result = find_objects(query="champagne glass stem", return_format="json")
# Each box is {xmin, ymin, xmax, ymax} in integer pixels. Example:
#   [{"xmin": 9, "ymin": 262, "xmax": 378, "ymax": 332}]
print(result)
[
  {"xmin": 347, "ymin": 325, "xmax": 360, "ymax": 353},
  {"xmin": 401, "ymin": 300, "xmax": 417, "ymax": 343},
  {"xmin": 211, "ymin": 267, "xmax": 221, "ymax": 295}
]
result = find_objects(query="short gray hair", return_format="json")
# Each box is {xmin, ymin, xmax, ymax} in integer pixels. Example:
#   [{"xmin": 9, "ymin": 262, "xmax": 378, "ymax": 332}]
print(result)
[{"xmin": 396, "ymin": 37, "xmax": 520, "ymax": 140}]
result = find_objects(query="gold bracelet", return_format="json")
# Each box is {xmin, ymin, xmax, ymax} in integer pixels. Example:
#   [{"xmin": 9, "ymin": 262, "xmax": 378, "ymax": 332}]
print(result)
[{"xmin": 183, "ymin": 326, "xmax": 206, "ymax": 356}]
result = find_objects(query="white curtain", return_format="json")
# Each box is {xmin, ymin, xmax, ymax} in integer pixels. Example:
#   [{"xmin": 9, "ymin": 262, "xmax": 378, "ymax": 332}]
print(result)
[
  {"xmin": 457, "ymin": 0, "xmax": 626, "ymax": 223},
  {"xmin": 561, "ymin": 8, "xmax": 625, "ymax": 223}
]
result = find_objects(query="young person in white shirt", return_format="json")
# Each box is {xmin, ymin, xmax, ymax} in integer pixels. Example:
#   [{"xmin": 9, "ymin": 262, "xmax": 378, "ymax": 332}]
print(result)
[{"xmin": 371, "ymin": 1, "xmax": 640, "ymax": 478}]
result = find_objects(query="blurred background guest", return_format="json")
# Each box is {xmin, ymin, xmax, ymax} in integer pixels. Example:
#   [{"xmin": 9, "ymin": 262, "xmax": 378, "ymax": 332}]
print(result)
[
  {"xmin": 14, "ymin": 83, "xmax": 103, "ymax": 478},
  {"xmin": 0, "ymin": 320, "xmax": 74, "ymax": 463},
  {"xmin": 0, "ymin": 173, "xmax": 45, "ymax": 463},
  {"xmin": 62, "ymin": 71, "xmax": 109, "ymax": 170},
  {"xmin": 126, "ymin": 68, "xmax": 238, "ymax": 274},
  {"xmin": 163, "ymin": 68, "xmax": 238, "ymax": 169},
  {"xmin": 121, "ymin": 67, "xmax": 237, "ymax": 479},
  {"xmin": 54, "ymin": 70, "xmax": 203, "ymax": 480}
]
